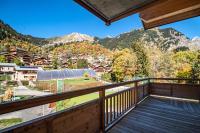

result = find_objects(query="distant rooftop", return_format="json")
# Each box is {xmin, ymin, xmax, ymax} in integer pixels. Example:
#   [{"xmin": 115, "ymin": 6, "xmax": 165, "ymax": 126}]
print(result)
[
  {"xmin": 75, "ymin": 0, "xmax": 200, "ymax": 29},
  {"xmin": 0, "ymin": 63, "xmax": 17, "ymax": 67},
  {"xmin": 15, "ymin": 66, "xmax": 43, "ymax": 71}
]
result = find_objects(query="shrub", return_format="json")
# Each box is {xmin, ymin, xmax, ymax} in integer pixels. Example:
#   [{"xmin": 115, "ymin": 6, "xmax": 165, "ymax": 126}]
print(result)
[
  {"xmin": 83, "ymin": 72, "xmax": 90, "ymax": 80},
  {"xmin": 0, "ymin": 75, "xmax": 11, "ymax": 81},
  {"xmin": 101, "ymin": 73, "xmax": 111, "ymax": 82},
  {"xmin": 21, "ymin": 80, "xmax": 29, "ymax": 86},
  {"xmin": 6, "ymin": 81, "xmax": 17, "ymax": 86}
]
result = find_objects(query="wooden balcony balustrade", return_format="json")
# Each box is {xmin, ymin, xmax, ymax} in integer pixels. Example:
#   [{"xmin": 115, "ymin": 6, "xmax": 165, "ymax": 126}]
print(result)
[{"xmin": 0, "ymin": 78, "xmax": 199, "ymax": 133}]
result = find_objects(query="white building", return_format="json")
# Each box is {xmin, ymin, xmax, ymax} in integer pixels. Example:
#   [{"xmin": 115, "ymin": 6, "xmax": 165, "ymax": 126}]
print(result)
[
  {"xmin": 0, "ymin": 63, "xmax": 17, "ymax": 80},
  {"xmin": 0, "ymin": 63, "xmax": 16, "ymax": 73},
  {"xmin": 15, "ymin": 66, "xmax": 43, "ymax": 81},
  {"xmin": 0, "ymin": 63, "xmax": 43, "ymax": 81}
]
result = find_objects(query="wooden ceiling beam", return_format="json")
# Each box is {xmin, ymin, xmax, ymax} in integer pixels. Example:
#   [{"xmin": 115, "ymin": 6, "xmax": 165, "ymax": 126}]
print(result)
[
  {"xmin": 109, "ymin": 0, "xmax": 162, "ymax": 24},
  {"xmin": 140, "ymin": 0, "xmax": 200, "ymax": 29}
]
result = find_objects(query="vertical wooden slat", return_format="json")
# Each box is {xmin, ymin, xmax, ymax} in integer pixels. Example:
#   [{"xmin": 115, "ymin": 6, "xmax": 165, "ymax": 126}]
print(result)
[
  {"xmin": 126, "ymin": 91, "xmax": 128, "ymax": 110},
  {"xmin": 129, "ymin": 90, "xmax": 132, "ymax": 108},
  {"xmin": 114, "ymin": 96, "xmax": 116, "ymax": 119},
  {"xmin": 99, "ymin": 89, "xmax": 105, "ymax": 133},
  {"xmin": 130, "ymin": 89, "xmax": 132, "ymax": 107},
  {"xmin": 125, "ymin": 92, "xmax": 126, "ymax": 111},
  {"xmin": 106, "ymin": 98, "xmax": 108, "ymax": 126},
  {"xmin": 117, "ymin": 94, "xmax": 119, "ymax": 117},
  {"xmin": 127, "ymin": 91, "xmax": 129, "ymax": 109},
  {"xmin": 122, "ymin": 92, "xmax": 124, "ymax": 113},
  {"xmin": 120, "ymin": 93, "xmax": 122, "ymax": 115}
]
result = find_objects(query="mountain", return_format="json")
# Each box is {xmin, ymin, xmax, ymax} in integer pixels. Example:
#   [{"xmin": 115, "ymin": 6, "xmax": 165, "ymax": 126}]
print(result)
[
  {"xmin": 97, "ymin": 28, "xmax": 190, "ymax": 51},
  {"xmin": 1, "ymin": 19, "xmax": 199, "ymax": 52},
  {"xmin": 191, "ymin": 37, "xmax": 200, "ymax": 46},
  {"xmin": 46, "ymin": 33, "xmax": 94, "ymax": 46},
  {"xmin": 0, "ymin": 20, "xmax": 48, "ymax": 46}
]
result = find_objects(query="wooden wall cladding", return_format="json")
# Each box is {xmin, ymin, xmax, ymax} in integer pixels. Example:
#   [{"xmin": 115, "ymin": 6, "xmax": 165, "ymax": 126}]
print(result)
[
  {"xmin": 140, "ymin": 0, "xmax": 200, "ymax": 29},
  {"xmin": 137, "ymin": 84, "xmax": 149, "ymax": 101},
  {"xmin": 150, "ymin": 83, "xmax": 200, "ymax": 100},
  {"xmin": 2, "ymin": 100, "xmax": 100, "ymax": 133}
]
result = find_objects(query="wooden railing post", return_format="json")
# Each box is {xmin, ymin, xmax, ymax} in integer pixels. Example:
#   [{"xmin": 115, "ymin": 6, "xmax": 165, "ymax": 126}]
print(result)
[
  {"xmin": 148, "ymin": 78, "xmax": 151, "ymax": 95},
  {"xmin": 99, "ymin": 89, "xmax": 105, "ymax": 133},
  {"xmin": 134, "ymin": 81, "xmax": 138, "ymax": 106}
]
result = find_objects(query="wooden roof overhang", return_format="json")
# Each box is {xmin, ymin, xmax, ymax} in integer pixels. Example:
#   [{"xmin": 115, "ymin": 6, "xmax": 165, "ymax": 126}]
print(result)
[{"xmin": 75, "ymin": 0, "xmax": 200, "ymax": 29}]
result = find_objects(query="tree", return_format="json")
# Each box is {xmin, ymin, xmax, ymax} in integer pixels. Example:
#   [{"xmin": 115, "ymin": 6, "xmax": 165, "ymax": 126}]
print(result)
[
  {"xmin": 111, "ymin": 48, "xmax": 137, "ymax": 82},
  {"xmin": 0, "ymin": 55, "xmax": 6, "ymax": 63},
  {"xmin": 173, "ymin": 51, "xmax": 198, "ymax": 79},
  {"xmin": 77, "ymin": 59, "xmax": 88, "ymax": 69},
  {"xmin": 191, "ymin": 51, "xmax": 200, "ymax": 80},
  {"xmin": 52, "ymin": 56, "xmax": 59, "ymax": 69},
  {"xmin": 131, "ymin": 41, "xmax": 150, "ymax": 77},
  {"xmin": 13, "ymin": 57, "xmax": 23, "ymax": 66},
  {"xmin": 147, "ymin": 47, "xmax": 176, "ymax": 78},
  {"xmin": 176, "ymin": 63, "xmax": 192, "ymax": 79}
]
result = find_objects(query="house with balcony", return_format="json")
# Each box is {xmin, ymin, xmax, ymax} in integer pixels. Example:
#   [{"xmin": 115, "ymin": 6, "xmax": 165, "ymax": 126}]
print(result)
[
  {"xmin": 0, "ymin": 63, "xmax": 43, "ymax": 81},
  {"xmin": 0, "ymin": 0, "xmax": 200, "ymax": 133},
  {"xmin": 0, "ymin": 63, "xmax": 17, "ymax": 80},
  {"xmin": 14, "ymin": 66, "xmax": 43, "ymax": 81}
]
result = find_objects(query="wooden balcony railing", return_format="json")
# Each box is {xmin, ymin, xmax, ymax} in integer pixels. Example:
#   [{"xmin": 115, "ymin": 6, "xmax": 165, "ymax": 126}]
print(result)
[{"xmin": 0, "ymin": 78, "xmax": 199, "ymax": 133}]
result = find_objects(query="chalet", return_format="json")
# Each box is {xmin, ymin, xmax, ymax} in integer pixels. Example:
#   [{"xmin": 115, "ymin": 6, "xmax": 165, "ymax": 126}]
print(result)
[
  {"xmin": 14, "ymin": 66, "xmax": 43, "ymax": 81},
  {"xmin": 2, "ymin": 47, "xmax": 32, "ymax": 65},
  {"xmin": 0, "ymin": 63, "xmax": 16, "ymax": 80},
  {"xmin": 0, "ymin": 63, "xmax": 16, "ymax": 73}
]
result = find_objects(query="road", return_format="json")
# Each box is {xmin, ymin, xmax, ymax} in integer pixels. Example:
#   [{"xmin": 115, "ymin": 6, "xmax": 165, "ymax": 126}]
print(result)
[{"xmin": 14, "ymin": 85, "xmax": 52, "ymax": 96}]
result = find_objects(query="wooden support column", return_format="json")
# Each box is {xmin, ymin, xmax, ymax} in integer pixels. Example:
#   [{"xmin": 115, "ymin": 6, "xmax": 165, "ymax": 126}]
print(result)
[
  {"xmin": 134, "ymin": 82, "xmax": 138, "ymax": 106},
  {"xmin": 99, "ymin": 89, "xmax": 105, "ymax": 133}
]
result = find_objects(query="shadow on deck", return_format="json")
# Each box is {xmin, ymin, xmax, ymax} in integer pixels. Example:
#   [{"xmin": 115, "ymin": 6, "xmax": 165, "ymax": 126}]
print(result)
[{"xmin": 108, "ymin": 96, "xmax": 200, "ymax": 133}]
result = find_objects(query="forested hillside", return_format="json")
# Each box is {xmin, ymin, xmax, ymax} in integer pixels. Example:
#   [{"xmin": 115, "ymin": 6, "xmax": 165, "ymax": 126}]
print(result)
[{"xmin": 97, "ymin": 28, "xmax": 190, "ymax": 51}]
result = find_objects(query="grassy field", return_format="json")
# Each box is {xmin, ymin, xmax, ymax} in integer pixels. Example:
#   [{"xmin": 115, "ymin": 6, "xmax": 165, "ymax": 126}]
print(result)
[
  {"xmin": 0, "ymin": 118, "xmax": 22, "ymax": 129},
  {"xmin": 64, "ymin": 78, "xmax": 98, "ymax": 85},
  {"xmin": 56, "ymin": 91, "xmax": 115, "ymax": 110}
]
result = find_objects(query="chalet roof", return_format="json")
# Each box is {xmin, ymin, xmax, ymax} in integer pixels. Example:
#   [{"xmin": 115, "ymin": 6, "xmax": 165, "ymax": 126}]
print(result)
[
  {"xmin": 0, "ymin": 63, "xmax": 17, "ymax": 67},
  {"xmin": 15, "ymin": 66, "xmax": 43, "ymax": 71},
  {"xmin": 75, "ymin": 0, "xmax": 200, "ymax": 29}
]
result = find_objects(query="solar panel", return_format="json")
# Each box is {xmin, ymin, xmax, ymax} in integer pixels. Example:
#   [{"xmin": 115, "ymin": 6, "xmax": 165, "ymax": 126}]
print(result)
[{"xmin": 37, "ymin": 69, "xmax": 96, "ymax": 81}]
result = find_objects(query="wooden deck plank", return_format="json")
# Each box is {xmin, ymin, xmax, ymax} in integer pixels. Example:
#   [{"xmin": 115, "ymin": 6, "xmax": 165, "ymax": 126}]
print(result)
[
  {"xmin": 137, "ymin": 105, "xmax": 200, "ymax": 123},
  {"xmin": 125, "ymin": 112, "xmax": 196, "ymax": 133},
  {"xmin": 108, "ymin": 96, "xmax": 200, "ymax": 133}
]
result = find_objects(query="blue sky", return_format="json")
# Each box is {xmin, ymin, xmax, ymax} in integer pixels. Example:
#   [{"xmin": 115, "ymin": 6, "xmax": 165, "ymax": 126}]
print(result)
[{"xmin": 0, "ymin": 0, "xmax": 200, "ymax": 39}]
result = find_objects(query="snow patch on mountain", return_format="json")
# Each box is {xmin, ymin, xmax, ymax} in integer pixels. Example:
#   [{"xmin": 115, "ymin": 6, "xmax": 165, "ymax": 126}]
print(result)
[{"xmin": 46, "ymin": 32, "xmax": 94, "ymax": 46}]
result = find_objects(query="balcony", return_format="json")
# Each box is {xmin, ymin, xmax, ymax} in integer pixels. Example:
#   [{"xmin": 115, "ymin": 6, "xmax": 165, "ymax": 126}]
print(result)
[{"xmin": 0, "ymin": 78, "xmax": 199, "ymax": 133}]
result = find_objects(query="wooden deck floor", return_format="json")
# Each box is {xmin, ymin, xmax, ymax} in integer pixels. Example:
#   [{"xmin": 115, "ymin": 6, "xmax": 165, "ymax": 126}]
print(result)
[{"xmin": 108, "ymin": 96, "xmax": 200, "ymax": 133}]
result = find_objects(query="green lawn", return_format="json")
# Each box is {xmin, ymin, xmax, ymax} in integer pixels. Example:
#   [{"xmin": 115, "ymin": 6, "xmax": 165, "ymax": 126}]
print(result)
[
  {"xmin": 38, "ymin": 78, "xmax": 97, "ymax": 85},
  {"xmin": 0, "ymin": 118, "xmax": 22, "ymax": 129},
  {"xmin": 56, "ymin": 91, "xmax": 114, "ymax": 110},
  {"xmin": 64, "ymin": 78, "xmax": 97, "ymax": 85}
]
